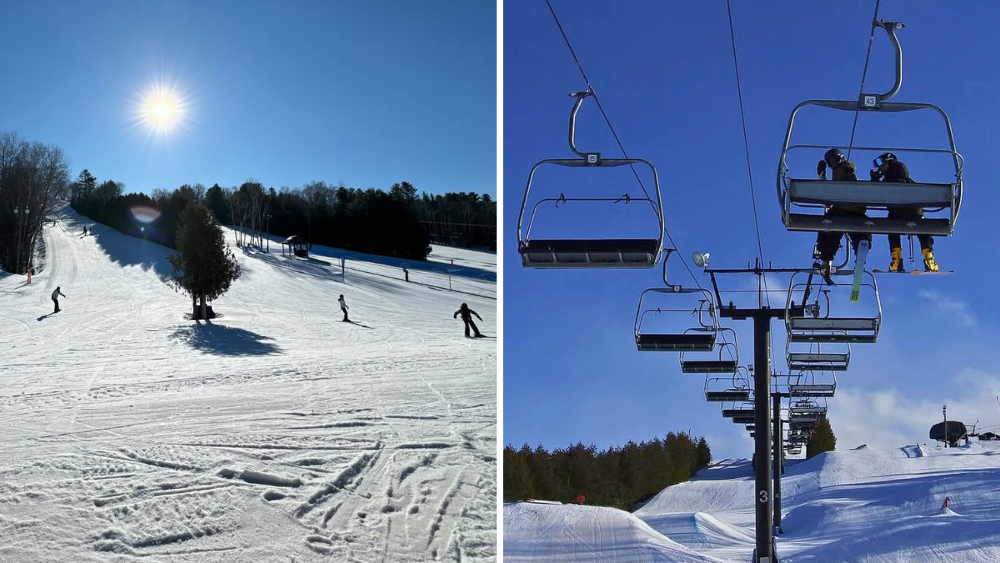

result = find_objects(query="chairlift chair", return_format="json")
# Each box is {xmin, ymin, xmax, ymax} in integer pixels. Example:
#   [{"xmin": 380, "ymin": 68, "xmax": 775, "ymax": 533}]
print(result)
[
  {"xmin": 635, "ymin": 288, "xmax": 719, "ymax": 352},
  {"xmin": 681, "ymin": 328, "xmax": 739, "ymax": 373},
  {"xmin": 786, "ymin": 272, "xmax": 882, "ymax": 344},
  {"xmin": 786, "ymin": 341, "xmax": 850, "ymax": 372},
  {"xmin": 704, "ymin": 367, "xmax": 752, "ymax": 402},
  {"xmin": 518, "ymin": 90, "xmax": 665, "ymax": 268},
  {"xmin": 788, "ymin": 371, "xmax": 837, "ymax": 398},
  {"xmin": 777, "ymin": 21, "xmax": 963, "ymax": 237}
]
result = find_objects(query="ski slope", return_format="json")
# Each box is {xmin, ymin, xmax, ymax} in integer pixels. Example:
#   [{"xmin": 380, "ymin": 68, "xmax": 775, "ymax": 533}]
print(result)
[
  {"xmin": 505, "ymin": 442, "xmax": 1000, "ymax": 562},
  {"xmin": 0, "ymin": 208, "xmax": 496, "ymax": 562}
]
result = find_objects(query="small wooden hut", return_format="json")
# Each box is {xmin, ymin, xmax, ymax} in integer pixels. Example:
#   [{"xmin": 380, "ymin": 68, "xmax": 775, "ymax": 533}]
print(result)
[{"xmin": 281, "ymin": 235, "xmax": 309, "ymax": 258}]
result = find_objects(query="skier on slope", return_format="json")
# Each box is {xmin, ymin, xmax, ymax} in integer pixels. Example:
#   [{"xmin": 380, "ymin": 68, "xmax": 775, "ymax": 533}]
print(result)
[
  {"xmin": 51, "ymin": 287, "xmax": 66, "ymax": 313},
  {"xmin": 338, "ymin": 294, "xmax": 350, "ymax": 322},
  {"xmin": 453, "ymin": 303, "xmax": 483, "ymax": 338}
]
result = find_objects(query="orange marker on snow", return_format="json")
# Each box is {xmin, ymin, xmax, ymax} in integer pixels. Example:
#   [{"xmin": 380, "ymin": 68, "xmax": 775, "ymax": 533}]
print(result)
[{"xmin": 27, "ymin": 268, "xmax": 32, "ymax": 284}]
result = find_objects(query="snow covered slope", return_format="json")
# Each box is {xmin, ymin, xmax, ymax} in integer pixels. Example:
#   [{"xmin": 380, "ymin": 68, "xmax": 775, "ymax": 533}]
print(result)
[
  {"xmin": 503, "ymin": 501, "xmax": 724, "ymax": 563},
  {"xmin": 506, "ymin": 442, "xmax": 1000, "ymax": 562},
  {"xmin": 640, "ymin": 442, "xmax": 1000, "ymax": 562},
  {"xmin": 0, "ymin": 208, "xmax": 496, "ymax": 562}
]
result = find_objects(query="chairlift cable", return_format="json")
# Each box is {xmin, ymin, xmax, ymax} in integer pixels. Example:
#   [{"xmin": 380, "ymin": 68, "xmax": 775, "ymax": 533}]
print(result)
[
  {"xmin": 725, "ymin": 0, "xmax": 769, "ymax": 309},
  {"xmin": 543, "ymin": 0, "xmax": 708, "ymax": 293},
  {"xmin": 846, "ymin": 0, "xmax": 883, "ymax": 161}
]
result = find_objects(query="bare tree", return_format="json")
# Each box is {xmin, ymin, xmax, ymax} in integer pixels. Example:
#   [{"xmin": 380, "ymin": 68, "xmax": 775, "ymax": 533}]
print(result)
[{"xmin": 0, "ymin": 132, "xmax": 71, "ymax": 273}]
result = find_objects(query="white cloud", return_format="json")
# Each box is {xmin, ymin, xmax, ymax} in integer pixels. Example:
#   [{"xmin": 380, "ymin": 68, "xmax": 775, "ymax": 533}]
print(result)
[
  {"xmin": 829, "ymin": 369, "xmax": 1000, "ymax": 450},
  {"xmin": 918, "ymin": 289, "xmax": 975, "ymax": 328}
]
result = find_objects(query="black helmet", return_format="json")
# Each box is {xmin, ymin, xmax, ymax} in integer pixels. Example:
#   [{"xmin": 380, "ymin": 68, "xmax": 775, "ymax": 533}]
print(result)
[
  {"xmin": 824, "ymin": 148, "xmax": 845, "ymax": 167},
  {"xmin": 461, "ymin": 303, "xmax": 468, "ymax": 309},
  {"xmin": 873, "ymin": 153, "xmax": 897, "ymax": 168}
]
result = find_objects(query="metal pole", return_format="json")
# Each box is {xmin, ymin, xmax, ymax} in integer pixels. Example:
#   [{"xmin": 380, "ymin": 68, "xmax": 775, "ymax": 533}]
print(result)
[
  {"xmin": 773, "ymin": 393, "xmax": 783, "ymax": 535},
  {"xmin": 943, "ymin": 404, "xmax": 948, "ymax": 448},
  {"xmin": 754, "ymin": 312, "xmax": 774, "ymax": 562}
]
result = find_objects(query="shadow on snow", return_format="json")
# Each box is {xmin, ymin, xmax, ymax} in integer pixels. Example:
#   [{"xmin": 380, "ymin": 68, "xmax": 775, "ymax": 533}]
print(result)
[{"xmin": 170, "ymin": 322, "xmax": 282, "ymax": 356}]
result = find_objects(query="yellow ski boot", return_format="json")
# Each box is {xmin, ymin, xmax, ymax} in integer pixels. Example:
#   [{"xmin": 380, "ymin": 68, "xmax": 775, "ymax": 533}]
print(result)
[
  {"xmin": 889, "ymin": 247, "xmax": 904, "ymax": 273},
  {"xmin": 922, "ymin": 248, "xmax": 939, "ymax": 272}
]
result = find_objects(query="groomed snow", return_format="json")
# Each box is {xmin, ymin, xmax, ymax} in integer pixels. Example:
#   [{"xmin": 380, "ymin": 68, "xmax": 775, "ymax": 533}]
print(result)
[
  {"xmin": 0, "ymin": 207, "xmax": 496, "ymax": 562},
  {"xmin": 503, "ymin": 501, "xmax": 724, "ymax": 563},
  {"xmin": 506, "ymin": 441, "xmax": 1000, "ymax": 562}
]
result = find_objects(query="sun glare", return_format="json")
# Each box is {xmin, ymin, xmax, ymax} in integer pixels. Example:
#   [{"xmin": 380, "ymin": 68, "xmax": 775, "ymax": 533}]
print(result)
[{"xmin": 133, "ymin": 83, "xmax": 190, "ymax": 135}]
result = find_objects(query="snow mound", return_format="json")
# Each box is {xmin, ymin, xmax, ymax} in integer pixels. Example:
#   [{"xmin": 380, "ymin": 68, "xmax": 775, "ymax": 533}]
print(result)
[{"xmin": 503, "ymin": 502, "xmax": 724, "ymax": 563}]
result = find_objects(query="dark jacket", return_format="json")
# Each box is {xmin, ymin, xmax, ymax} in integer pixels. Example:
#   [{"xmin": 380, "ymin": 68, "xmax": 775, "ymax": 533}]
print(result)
[
  {"xmin": 879, "ymin": 160, "xmax": 914, "ymax": 184},
  {"xmin": 454, "ymin": 306, "xmax": 481, "ymax": 322}
]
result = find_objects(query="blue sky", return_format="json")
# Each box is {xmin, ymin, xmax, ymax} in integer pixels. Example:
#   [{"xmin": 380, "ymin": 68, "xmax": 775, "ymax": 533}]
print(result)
[
  {"xmin": 503, "ymin": 1, "xmax": 1000, "ymax": 459},
  {"xmin": 0, "ymin": 0, "xmax": 496, "ymax": 197}
]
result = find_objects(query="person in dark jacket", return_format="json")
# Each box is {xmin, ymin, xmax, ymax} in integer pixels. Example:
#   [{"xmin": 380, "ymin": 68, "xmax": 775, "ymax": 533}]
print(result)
[
  {"xmin": 453, "ymin": 303, "xmax": 483, "ymax": 338},
  {"xmin": 51, "ymin": 287, "xmax": 66, "ymax": 313},
  {"xmin": 814, "ymin": 148, "xmax": 873, "ymax": 278},
  {"xmin": 338, "ymin": 294, "xmax": 349, "ymax": 322},
  {"xmin": 870, "ymin": 152, "xmax": 939, "ymax": 272}
]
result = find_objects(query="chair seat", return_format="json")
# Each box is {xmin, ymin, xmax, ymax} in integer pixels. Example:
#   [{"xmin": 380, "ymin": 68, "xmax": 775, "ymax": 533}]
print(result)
[
  {"xmin": 789, "ymin": 384, "xmax": 836, "ymax": 397},
  {"xmin": 788, "ymin": 179, "xmax": 954, "ymax": 207},
  {"xmin": 681, "ymin": 360, "xmax": 739, "ymax": 373},
  {"xmin": 785, "ymin": 213, "xmax": 952, "ymax": 236},
  {"xmin": 520, "ymin": 238, "xmax": 661, "ymax": 268},
  {"xmin": 705, "ymin": 390, "xmax": 751, "ymax": 402},
  {"xmin": 637, "ymin": 333, "xmax": 716, "ymax": 352},
  {"xmin": 788, "ymin": 333, "xmax": 877, "ymax": 344}
]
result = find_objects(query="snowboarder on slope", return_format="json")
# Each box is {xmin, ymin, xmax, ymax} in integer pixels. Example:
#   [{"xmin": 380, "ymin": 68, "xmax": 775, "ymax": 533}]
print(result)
[
  {"xmin": 453, "ymin": 303, "xmax": 483, "ymax": 338},
  {"xmin": 338, "ymin": 294, "xmax": 349, "ymax": 322},
  {"xmin": 83, "ymin": 226, "xmax": 87, "ymax": 236},
  {"xmin": 51, "ymin": 287, "xmax": 66, "ymax": 313}
]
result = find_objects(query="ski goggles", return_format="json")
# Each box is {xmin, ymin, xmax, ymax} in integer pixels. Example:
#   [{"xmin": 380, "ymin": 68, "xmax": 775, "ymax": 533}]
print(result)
[{"xmin": 873, "ymin": 154, "xmax": 894, "ymax": 168}]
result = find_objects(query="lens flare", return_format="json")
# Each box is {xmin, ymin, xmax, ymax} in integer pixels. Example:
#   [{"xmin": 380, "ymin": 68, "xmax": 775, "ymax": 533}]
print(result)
[{"xmin": 131, "ymin": 206, "xmax": 161, "ymax": 224}]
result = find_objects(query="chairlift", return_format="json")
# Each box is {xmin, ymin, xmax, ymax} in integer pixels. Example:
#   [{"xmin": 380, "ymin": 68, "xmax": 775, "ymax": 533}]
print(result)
[
  {"xmin": 635, "ymin": 286, "xmax": 719, "ymax": 352},
  {"xmin": 704, "ymin": 367, "xmax": 752, "ymax": 402},
  {"xmin": 681, "ymin": 328, "xmax": 739, "ymax": 373},
  {"xmin": 723, "ymin": 402, "xmax": 755, "ymax": 422},
  {"xmin": 786, "ymin": 271, "xmax": 882, "ymax": 344},
  {"xmin": 518, "ymin": 90, "xmax": 665, "ymax": 268},
  {"xmin": 777, "ymin": 21, "xmax": 963, "ymax": 237},
  {"xmin": 786, "ymin": 341, "xmax": 850, "ymax": 372},
  {"xmin": 788, "ymin": 371, "xmax": 837, "ymax": 398}
]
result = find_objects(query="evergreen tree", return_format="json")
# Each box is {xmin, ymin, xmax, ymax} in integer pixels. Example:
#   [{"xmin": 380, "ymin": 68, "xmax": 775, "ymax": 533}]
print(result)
[
  {"xmin": 167, "ymin": 203, "xmax": 241, "ymax": 320},
  {"xmin": 77, "ymin": 169, "xmax": 96, "ymax": 201},
  {"xmin": 695, "ymin": 437, "xmax": 712, "ymax": 471},
  {"xmin": 205, "ymin": 183, "xmax": 230, "ymax": 224},
  {"xmin": 807, "ymin": 416, "xmax": 837, "ymax": 459},
  {"xmin": 502, "ymin": 445, "xmax": 535, "ymax": 501}
]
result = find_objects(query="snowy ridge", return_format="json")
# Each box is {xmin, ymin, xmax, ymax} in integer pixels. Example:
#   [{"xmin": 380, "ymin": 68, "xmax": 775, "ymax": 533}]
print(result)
[
  {"xmin": 506, "ymin": 442, "xmax": 1000, "ymax": 562},
  {"xmin": 0, "ymin": 207, "xmax": 496, "ymax": 562},
  {"xmin": 503, "ymin": 501, "xmax": 724, "ymax": 563}
]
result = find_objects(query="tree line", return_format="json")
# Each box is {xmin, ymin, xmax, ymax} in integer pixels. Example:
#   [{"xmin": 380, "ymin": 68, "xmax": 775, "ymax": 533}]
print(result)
[
  {"xmin": 72, "ymin": 176, "xmax": 495, "ymax": 259},
  {"xmin": 0, "ymin": 132, "xmax": 71, "ymax": 274},
  {"xmin": 504, "ymin": 432, "xmax": 712, "ymax": 511}
]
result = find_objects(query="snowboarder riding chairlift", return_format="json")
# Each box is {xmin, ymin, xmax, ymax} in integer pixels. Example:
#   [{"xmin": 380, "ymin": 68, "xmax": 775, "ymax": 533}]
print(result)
[{"xmin": 869, "ymin": 152, "xmax": 939, "ymax": 272}]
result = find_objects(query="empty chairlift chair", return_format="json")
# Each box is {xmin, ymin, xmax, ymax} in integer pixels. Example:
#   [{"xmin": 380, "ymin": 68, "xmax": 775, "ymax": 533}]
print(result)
[
  {"xmin": 705, "ymin": 366, "xmax": 752, "ymax": 402},
  {"xmin": 723, "ymin": 402, "xmax": 755, "ymax": 425},
  {"xmin": 681, "ymin": 328, "xmax": 739, "ymax": 373},
  {"xmin": 777, "ymin": 21, "xmax": 963, "ymax": 238},
  {"xmin": 786, "ymin": 272, "xmax": 882, "ymax": 344},
  {"xmin": 518, "ymin": 90, "xmax": 665, "ymax": 269},
  {"xmin": 635, "ymin": 288, "xmax": 719, "ymax": 352},
  {"xmin": 786, "ymin": 341, "xmax": 850, "ymax": 372},
  {"xmin": 788, "ymin": 371, "xmax": 837, "ymax": 398}
]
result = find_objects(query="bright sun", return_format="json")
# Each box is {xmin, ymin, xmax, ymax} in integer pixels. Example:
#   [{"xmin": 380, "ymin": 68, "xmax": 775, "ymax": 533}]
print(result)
[
  {"xmin": 147, "ymin": 97, "xmax": 177, "ymax": 129},
  {"xmin": 140, "ymin": 89, "xmax": 184, "ymax": 132},
  {"xmin": 154, "ymin": 101, "xmax": 172, "ymax": 120}
]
